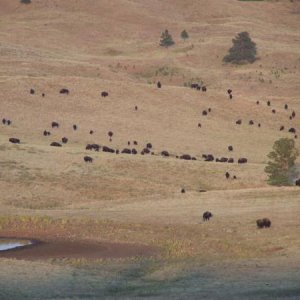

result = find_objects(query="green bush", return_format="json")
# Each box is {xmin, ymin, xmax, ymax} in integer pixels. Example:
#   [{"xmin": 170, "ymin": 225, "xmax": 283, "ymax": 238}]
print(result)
[
  {"xmin": 160, "ymin": 29, "xmax": 175, "ymax": 48},
  {"xmin": 223, "ymin": 32, "xmax": 257, "ymax": 64},
  {"xmin": 265, "ymin": 138, "xmax": 299, "ymax": 186}
]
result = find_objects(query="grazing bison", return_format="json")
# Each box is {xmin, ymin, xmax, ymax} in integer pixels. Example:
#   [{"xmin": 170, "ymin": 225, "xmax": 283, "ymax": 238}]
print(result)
[
  {"xmin": 202, "ymin": 110, "xmax": 208, "ymax": 116},
  {"xmin": 249, "ymin": 120, "xmax": 254, "ymax": 125},
  {"xmin": 161, "ymin": 151, "xmax": 169, "ymax": 157},
  {"xmin": 280, "ymin": 126, "xmax": 284, "ymax": 131},
  {"xmin": 133, "ymin": 141, "xmax": 138, "ymax": 145},
  {"xmin": 157, "ymin": 81, "xmax": 162, "ymax": 88},
  {"xmin": 238, "ymin": 158, "xmax": 248, "ymax": 164},
  {"xmin": 89, "ymin": 130, "xmax": 94, "ymax": 135},
  {"xmin": 292, "ymin": 111, "xmax": 296, "ymax": 118},
  {"xmin": 228, "ymin": 158, "xmax": 234, "ymax": 163},
  {"xmin": 203, "ymin": 211, "xmax": 213, "ymax": 221},
  {"xmin": 263, "ymin": 218, "xmax": 271, "ymax": 228},
  {"xmin": 127, "ymin": 141, "xmax": 131, "ymax": 146},
  {"xmin": 197, "ymin": 86, "xmax": 201, "ymax": 91},
  {"xmin": 102, "ymin": 146, "xmax": 115, "ymax": 153},
  {"xmin": 108, "ymin": 131, "xmax": 113, "ymax": 138},
  {"xmin": 181, "ymin": 188, "xmax": 185, "ymax": 193},
  {"xmin": 180, "ymin": 154, "xmax": 192, "ymax": 160},
  {"xmin": 204, "ymin": 154, "xmax": 214, "ymax": 162},
  {"xmin": 84, "ymin": 156, "xmax": 93, "ymax": 163},
  {"xmin": 217, "ymin": 157, "xmax": 228, "ymax": 163},
  {"xmin": 236, "ymin": 119, "xmax": 242, "ymax": 125},
  {"xmin": 225, "ymin": 172, "xmax": 230, "ymax": 179},
  {"xmin": 257, "ymin": 218, "xmax": 271, "ymax": 228},
  {"xmin": 146, "ymin": 143, "xmax": 152, "ymax": 149},
  {"xmin": 62, "ymin": 137, "xmax": 68, "ymax": 144},
  {"xmin": 202, "ymin": 86, "xmax": 207, "ymax": 92},
  {"xmin": 30, "ymin": 88, "xmax": 35, "ymax": 95},
  {"xmin": 43, "ymin": 130, "xmax": 48, "ymax": 136},
  {"xmin": 50, "ymin": 142, "xmax": 62, "ymax": 147},
  {"xmin": 191, "ymin": 83, "xmax": 199, "ymax": 89},
  {"xmin": 101, "ymin": 91, "xmax": 108, "ymax": 97},
  {"xmin": 267, "ymin": 101, "xmax": 271, "ymax": 106},
  {"xmin": 272, "ymin": 109, "xmax": 276, "ymax": 114},
  {"xmin": 284, "ymin": 104, "xmax": 288, "ymax": 110},
  {"xmin": 2, "ymin": 118, "xmax": 6, "ymax": 125},
  {"xmin": 9, "ymin": 138, "xmax": 20, "ymax": 144},
  {"xmin": 143, "ymin": 148, "xmax": 151, "ymax": 154},
  {"xmin": 295, "ymin": 179, "xmax": 300, "ymax": 186},
  {"xmin": 256, "ymin": 219, "xmax": 264, "ymax": 229},
  {"xmin": 289, "ymin": 128, "xmax": 296, "ymax": 133},
  {"xmin": 227, "ymin": 89, "xmax": 232, "ymax": 94},
  {"xmin": 198, "ymin": 123, "xmax": 201, "ymax": 128},
  {"xmin": 131, "ymin": 148, "xmax": 138, "ymax": 155},
  {"xmin": 51, "ymin": 122, "xmax": 59, "ymax": 128},
  {"xmin": 228, "ymin": 145, "xmax": 233, "ymax": 151},
  {"xmin": 85, "ymin": 144, "xmax": 100, "ymax": 151},
  {"xmin": 73, "ymin": 124, "xmax": 77, "ymax": 131},
  {"xmin": 229, "ymin": 94, "xmax": 233, "ymax": 100},
  {"xmin": 60, "ymin": 88, "xmax": 69, "ymax": 94},
  {"xmin": 116, "ymin": 149, "xmax": 119, "ymax": 154},
  {"xmin": 121, "ymin": 148, "xmax": 131, "ymax": 154}
]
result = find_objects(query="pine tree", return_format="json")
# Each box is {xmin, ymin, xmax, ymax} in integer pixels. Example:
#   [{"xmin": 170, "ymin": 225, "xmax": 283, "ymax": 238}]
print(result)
[
  {"xmin": 223, "ymin": 32, "xmax": 257, "ymax": 64},
  {"xmin": 20, "ymin": 0, "xmax": 31, "ymax": 4},
  {"xmin": 181, "ymin": 30, "xmax": 189, "ymax": 41},
  {"xmin": 159, "ymin": 30, "xmax": 175, "ymax": 48},
  {"xmin": 265, "ymin": 138, "xmax": 299, "ymax": 186}
]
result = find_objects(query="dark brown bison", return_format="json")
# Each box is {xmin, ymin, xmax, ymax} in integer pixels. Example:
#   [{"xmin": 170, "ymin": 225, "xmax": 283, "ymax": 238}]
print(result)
[
  {"xmin": 198, "ymin": 123, "xmax": 201, "ymax": 128},
  {"xmin": 143, "ymin": 148, "xmax": 151, "ymax": 154},
  {"xmin": 101, "ymin": 91, "xmax": 108, "ymax": 97},
  {"xmin": 202, "ymin": 86, "xmax": 207, "ymax": 92},
  {"xmin": 257, "ymin": 218, "xmax": 271, "ymax": 228},
  {"xmin": 229, "ymin": 94, "xmax": 233, "ymax": 100},
  {"xmin": 228, "ymin": 145, "xmax": 233, "ymax": 151},
  {"xmin": 204, "ymin": 154, "xmax": 214, "ymax": 162},
  {"xmin": 272, "ymin": 109, "xmax": 276, "ymax": 114},
  {"xmin": 157, "ymin": 81, "xmax": 162, "ymax": 88},
  {"xmin": 191, "ymin": 83, "xmax": 199, "ymax": 89},
  {"xmin": 30, "ymin": 88, "xmax": 35, "ymax": 95},
  {"xmin": 9, "ymin": 138, "xmax": 20, "ymax": 144},
  {"xmin": 227, "ymin": 89, "xmax": 232, "ymax": 94},
  {"xmin": 256, "ymin": 101, "xmax": 259, "ymax": 105},
  {"xmin": 132, "ymin": 149, "xmax": 138, "ymax": 155},
  {"xmin": 73, "ymin": 124, "xmax": 77, "ymax": 131},
  {"xmin": 60, "ymin": 88, "xmax": 69, "ymax": 94},
  {"xmin": 108, "ymin": 131, "xmax": 113, "ymax": 138},
  {"xmin": 208, "ymin": 108, "xmax": 211, "ymax": 113},
  {"xmin": 135, "ymin": 106, "xmax": 138, "ymax": 111},
  {"xmin": 50, "ymin": 142, "xmax": 62, "ymax": 147},
  {"xmin": 256, "ymin": 219, "xmax": 264, "ymax": 229},
  {"xmin": 236, "ymin": 119, "xmax": 242, "ymax": 125},
  {"xmin": 258, "ymin": 123, "xmax": 261, "ymax": 128},
  {"xmin": 161, "ymin": 151, "xmax": 169, "ymax": 157},
  {"xmin": 6, "ymin": 120, "xmax": 11, "ymax": 125},
  {"xmin": 51, "ymin": 122, "xmax": 59, "ymax": 128},
  {"xmin": 233, "ymin": 175, "xmax": 237, "ymax": 179},
  {"xmin": 267, "ymin": 101, "xmax": 271, "ymax": 106},
  {"xmin": 2, "ymin": 118, "xmax": 6, "ymax": 125},
  {"xmin": 133, "ymin": 141, "xmax": 138, "ymax": 145},
  {"xmin": 295, "ymin": 135, "xmax": 298, "ymax": 139},
  {"xmin": 84, "ymin": 156, "xmax": 93, "ymax": 163},
  {"xmin": 102, "ymin": 146, "xmax": 115, "ymax": 153},
  {"xmin": 249, "ymin": 120, "xmax": 254, "ymax": 125},
  {"xmin": 181, "ymin": 188, "xmax": 185, "ymax": 193},
  {"xmin": 62, "ymin": 137, "xmax": 68, "ymax": 144},
  {"xmin": 202, "ymin": 110, "xmax": 208, "ymax": 116},
  {"xmin": 228, "ymin": 158, "xmax": 234, "ymax": 163},
  {"xmin": 121, "ymin": 148, "xmax": 131, "ymax": 154},
  {"xmin": 89, "ymin": 130, "xmax": 94, "ymax": 135},
  {"xmin": 295, "ymin": 179, "xmax": 300, "ymax": 186},
  {"xmin": 180, "ymin": 154, "xmax": 192, "ymax": 160},
  {"xmin": 284, "ymin": 104, "xmax": 288, "ymax": 110},
  {"xmin": 217, "ymin": 157, "xmax": 228, "ymax": 163},
  {"xmin": 263, "ymin": 218, "xmax": 271, "ymax": 228},
  {"xmin": 42, "ymin": 93, "xmax": 45, "ymax": 97},
  {"xmin": 289, "ymin": 128, "xmax": 296, "ymax": 133},
  {"xmin": 203, "ymin": 211, "xmax": 213, "ymax": 221},
  {"xmin": 225, "ymin": 172, "xmax": 230, "ymax": 179},
  {"xmin": 292, "ymin": 111, "xmax": 296, "ymax": 118},
  {"xmin": 146, "ymin": 143, "xmax": 152, "ymax": 149},
  {"xmin": 238, "ymin": 158, "xmax": 248, "ymax": 164},
  {"xmin": 280, "ymin": 126, "xmax": 284, "ymax": 131}
]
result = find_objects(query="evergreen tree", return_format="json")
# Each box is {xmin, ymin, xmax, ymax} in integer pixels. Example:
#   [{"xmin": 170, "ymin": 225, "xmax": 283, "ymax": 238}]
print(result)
[
  {"xmin": 160, "ymin": 29, "xmax": 175, "ymax": 48},
  {"xmin": 20, "ymin": 0, "xmax": 31, "ymax": 3},
  {"xmin": 223, "ymin": 31, "xmax": 257, "ymax": 64},
  {"xmin": 181, "ymin": 30, "xmax": 189, "ymax": 41},
  {"xmin": 265, "ymin": 138, "xmax": 299, "ymax": 186}
]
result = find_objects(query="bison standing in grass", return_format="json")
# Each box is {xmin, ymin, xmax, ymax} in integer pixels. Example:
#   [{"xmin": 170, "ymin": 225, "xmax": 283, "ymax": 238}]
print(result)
[
  {"xmin": 203, "ymin": 211, "xmax": 213, "ymax": 221},
  {"xmin": 256, "ymin": 218, "xmax": 271, "ymax": 228}
]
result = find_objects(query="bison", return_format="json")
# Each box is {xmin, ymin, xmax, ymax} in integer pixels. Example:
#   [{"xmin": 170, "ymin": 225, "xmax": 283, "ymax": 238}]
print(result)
[
  {"xmin": 181, "ymin": 188, "xmax": 185, "ymax": 193},
  {"xmin": 73, "ymin": 124, "xmax": 77, "ymax": 131},
  {"xmin": 51, "ymin": 122, "xmax": 59, "ymax": 128},
  {"xmin": 204, "ymin": 154, "xmax": 214, "ymax": 162},
  {"xmin": 62, "ymin": 137, "xmax": 68, "ymax": 144},
  {"xmin": 180, "ymin": 154, "xmax": 192, "ymax": 160},
  {"xmin": 225, "ymin": 172, "xmax": 230, "ymax": 179},
  {"xmin": 161, "ymin": 151, "xmax": 170, "ymax": 157},
  {"xmin": 89, "ymin": 130, "xmax": 94, "ymax": 135},
  {"xmin": 60, "ymin": 88, "xmax": 69, "ymax": 94},
  {"xmin": 9, "ymin": 138, "xmax": 20, "ymax": 144},
  {"xmin": 121, "ymin": 148, "xmax": 131, "ymax": 154},
  {"xmin": 146, "ymin": 143, "xmax": 152, "ymax": 149},
  {"xmin": 227, "ymin": 89, "xmax": 232, "ymax": 95},
  {"xmin": 267, "ymin": 101, "xmax": 271, "ymax": 106},
  {"xmin": 202, "ymin": 110, "xmax": 208, "ymax": 116},
  {"xmin": 30, "ymin": 88, "xmax": 35, "ymax": 95},
  {"xmin": 295, "ymin": 179, "xmax": 300, "ymax": 186},
  {"xmin": 102, "ymin": 146, "xmax": 115, "ymax": 153},
  {"xmin": 228, "ymin": 145, "xmax": 233, "ymax": 151},
  {"xmin": 238, "ymin": 158, "xmax": 248, "ymax": 164},
  {"xmin": 280, "ymin": 126, "xmax": 284, "ymax": 131},
  {"xmin": 257, "ymin": 218, "xmax": 271, "ymax": 228},
  {"xmin": 157, "ymin": 81, "xmax": 162, "ymax": 88},
  {"xmin": 50, "ymin": 142, "xmax": 62, "ymax": 147},
  {"xmin": 228, "ymin": 158, "xmax": 234, "ymax": 163},
  {"xmin": 203, "ymin": 211, "xmax": 213, "ymax": 221},
  {"xmin": 289, "ymin": 128, "xmax": 296, "ymax": 133},
  {"xmin": 101, "ymin": 91, "xmax": 108, "ymax": 97},
  {"xmin": 202, "ymin": 86, "xmax": 207, "ymax": 92},
  {"xmin": 249, "ymin": 120, "xmax": 254, "ymax": 125},
  {"xmin": 236, "ymin": 119, "xmax": 242, "ymax": 125},
  {"xmin": 2, "ymin": 118, "xmax": 6, "ymax": 125},
  {"xmin": 84, "ymin": 156, "xmax": 93, "ymax": 163},
  {"xmin": 284, "ymin": 104, "xmax": 288, "ymax": 110}
]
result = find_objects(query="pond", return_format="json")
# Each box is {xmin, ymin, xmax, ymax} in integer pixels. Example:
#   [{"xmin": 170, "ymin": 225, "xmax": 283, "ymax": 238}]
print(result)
[{"xmin": 0, "ymin": 238, "xmax": 33, "ymax": 251}]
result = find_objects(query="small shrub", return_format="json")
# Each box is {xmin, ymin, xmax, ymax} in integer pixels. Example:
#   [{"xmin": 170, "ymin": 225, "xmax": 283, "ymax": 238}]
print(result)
[{"xmin": 160, "ymin": 29, "xmax": 175, "ymax": 48}]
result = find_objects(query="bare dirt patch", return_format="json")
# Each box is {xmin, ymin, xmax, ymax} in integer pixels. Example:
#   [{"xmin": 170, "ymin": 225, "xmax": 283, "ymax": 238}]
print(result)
[{"xmin": 0, "ymin": 238, "xmax": 158, "ymax": 260}]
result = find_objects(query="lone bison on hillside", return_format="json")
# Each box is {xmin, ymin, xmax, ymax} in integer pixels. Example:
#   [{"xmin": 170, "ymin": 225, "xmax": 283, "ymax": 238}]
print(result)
[
  {"xmin": 256, "ymin": 218, "xmax": 271, "ymax": 228},
  {"xmin": 84, "ymin": 156, "xmax": 93, "ymax": 163},
  {"xmin": 101, "ymin": 91, "xmax": 108, "ymax": 97},
  {"xmin": 157, "ymin": 81, "xmax": 162, "ymax": 88},
  {"xmin": 9, "ymin": 138, "xmax": 20, "ymax": 144},
  {"xmin": 203, "ymin": 211, "xmax": 213, "ymax": 221},
  {"xmin": 60, "ymin": 88, "xmax": 69, "ymax": 94}
]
